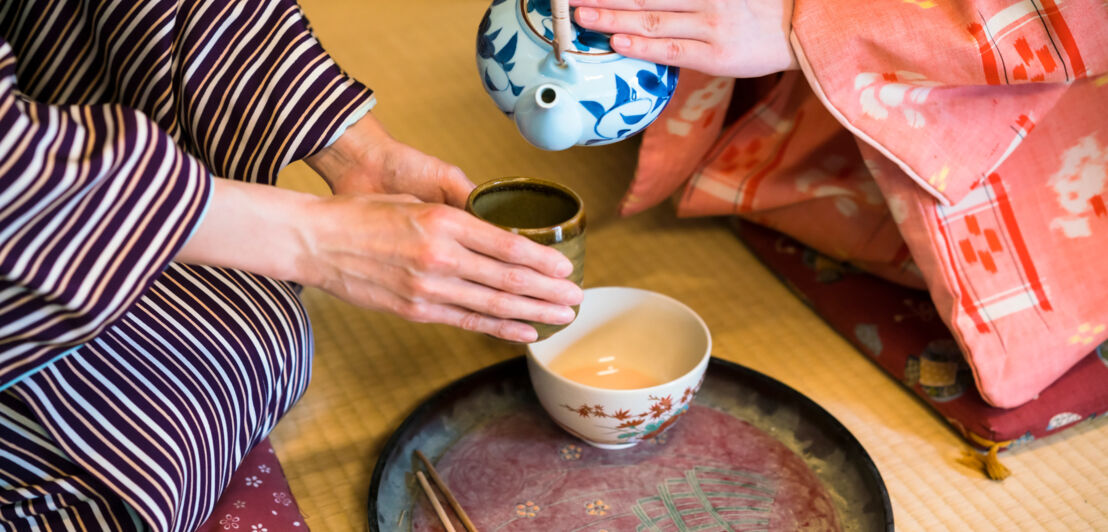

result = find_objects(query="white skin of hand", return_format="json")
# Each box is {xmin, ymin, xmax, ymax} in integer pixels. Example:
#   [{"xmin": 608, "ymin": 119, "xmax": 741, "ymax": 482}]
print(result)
[
  {"xmin": 300, "ymin": 192, "xmax": 581, "ymax": 343},
  {"xmin": 304, "ymin": 114, "xmax": 583, "ymax": 342},
  {"xmin": 181, "ymin": 113, "xmax": 582, "ymax": 343},
  {"xmin": 569, "ymin": 0, "xmax": 797, "ymax": 78},
  {"xmin": 306, "ymin": 113, "xmax": 474, "ymax": 205}
]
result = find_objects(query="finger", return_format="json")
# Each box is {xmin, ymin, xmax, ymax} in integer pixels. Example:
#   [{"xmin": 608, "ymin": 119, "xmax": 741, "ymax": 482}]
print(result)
[
  {"xmin": 608, "ymin": 34, "xmax": 717, "ymax": 72},
  {"xmin": 452, "ymin": 216, "xmax": 576, "ymax": 279},
  {"xmin": 437, "ymin": 164, "xmax": 475, "ymax": 209},
  {"xmin": 381, "ymin": 141, "xmax": 473, "ymax": 206},
  {"xmin": 437, "ymin": 305, "xmax": 540, "ymax": 343},
  {"xmin": 417, "ymin": 275, "xmax": 578, "ymax": 325},
  {"xmin": 574, "ymin": 7, "xmax": 708, "ymax": 39},
  {"xmin": 373, "ymin": 286, "xmax": 542, "ymax": 342},
  {"xmin": 454, "ymin": 250, "xmax": 583, "ymax": 306},
  {"xmin": 361, "ymin": 254, "xmax": 577, "ymax": 324},
  {"xmin": 357, "ymin": 192, "xmax": 422, "ymax": 204},
  {"xmin": 569, "ymin": 0, "xmax": 699, "ymax": 12}
]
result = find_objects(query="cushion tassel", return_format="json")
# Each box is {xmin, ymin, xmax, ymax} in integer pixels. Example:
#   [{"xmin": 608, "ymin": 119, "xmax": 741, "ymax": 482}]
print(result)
[{"xmin": 957, "ymin": 441, "xmax": 1011, "ymax": 480}]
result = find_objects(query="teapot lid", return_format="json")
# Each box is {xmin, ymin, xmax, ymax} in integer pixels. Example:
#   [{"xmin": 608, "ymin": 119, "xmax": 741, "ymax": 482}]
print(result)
[{"xmin": 520, "ymin": 0, "xmax": 614, "ymax": 56}]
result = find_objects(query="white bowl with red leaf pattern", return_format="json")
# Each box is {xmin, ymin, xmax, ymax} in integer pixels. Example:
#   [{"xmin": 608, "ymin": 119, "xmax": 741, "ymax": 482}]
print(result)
[{"xmin": 526, "ymin": 286, "xmax": 711, "ymax": 449}]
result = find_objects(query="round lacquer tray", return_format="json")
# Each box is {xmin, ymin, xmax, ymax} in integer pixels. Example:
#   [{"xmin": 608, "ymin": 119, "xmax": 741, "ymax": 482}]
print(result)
[{"xmin": 368, "ymin": 357, "xmax": 892, "ymax": 531}]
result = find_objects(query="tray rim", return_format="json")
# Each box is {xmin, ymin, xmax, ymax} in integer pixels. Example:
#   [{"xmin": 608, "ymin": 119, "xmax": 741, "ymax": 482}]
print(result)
[{"xmin": 366, "ymin": 355, "xmax": 894, "ymax": 531}]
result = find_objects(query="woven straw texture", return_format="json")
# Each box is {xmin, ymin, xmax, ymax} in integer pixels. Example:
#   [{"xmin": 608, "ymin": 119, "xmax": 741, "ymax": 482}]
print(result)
[{"xmin": 270, "ymin": 1, "xmax": 1108, "ymax": 530}]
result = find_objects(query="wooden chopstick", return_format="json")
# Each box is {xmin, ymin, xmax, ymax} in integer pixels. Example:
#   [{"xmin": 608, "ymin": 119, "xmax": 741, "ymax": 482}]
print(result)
[
  {"xmin": 416, "ymin": 470, "xmax": 456, "ymax": 532},
  {"xmin": 415, "ymin": 450, "xmax": 480, "ymax": 532}
]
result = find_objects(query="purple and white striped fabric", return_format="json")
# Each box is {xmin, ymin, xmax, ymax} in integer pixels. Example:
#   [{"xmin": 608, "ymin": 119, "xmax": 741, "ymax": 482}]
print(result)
[{"xmin": 0, "ymin": 0, "xmax": 374, "ymax": 529}]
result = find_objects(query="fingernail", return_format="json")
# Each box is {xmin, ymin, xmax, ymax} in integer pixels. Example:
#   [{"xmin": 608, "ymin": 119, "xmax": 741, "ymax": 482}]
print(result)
[
  {"xmin": 577, "ymin": 7, "xmax": 598, "ymax": 22},
  {"xmin": 555, "ymin": 260, "xmax": 574, "ymax": 278},
  {"xmin": 568, "ymin": 285, "xmax": 584, "ymax": 305},
  {"xmin": 556, "ymin": 307, "xmax": 577, "ymax": 323},
  {"xmin": 520, "ymin": 327, "xmax": 539, "ymax": 343},
  {"xmin": 612, "ymin": 35, "xmax": 631, "ymax": 48}
]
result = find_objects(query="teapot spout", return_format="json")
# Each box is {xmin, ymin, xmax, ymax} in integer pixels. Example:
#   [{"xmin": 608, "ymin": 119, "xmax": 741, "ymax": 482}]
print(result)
[{"xmin": 513, "ymin": 83, "xmax": 582, "ymax": 151}]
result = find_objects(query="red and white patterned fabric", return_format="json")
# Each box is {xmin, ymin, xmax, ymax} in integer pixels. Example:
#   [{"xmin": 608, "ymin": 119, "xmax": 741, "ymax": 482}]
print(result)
[
  {"xmin": 625, "ymin": 0, "xmax": 1108, "ymax": 408},
  {"xmin": 732, "ymin": 220, "xmax": 1108, "ymax": 451}
]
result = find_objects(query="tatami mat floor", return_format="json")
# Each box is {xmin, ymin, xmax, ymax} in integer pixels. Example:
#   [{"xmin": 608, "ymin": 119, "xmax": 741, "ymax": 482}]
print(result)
[{"xmin": 270, "ymin": 1, "xmax": 1108, "ymax": 530}]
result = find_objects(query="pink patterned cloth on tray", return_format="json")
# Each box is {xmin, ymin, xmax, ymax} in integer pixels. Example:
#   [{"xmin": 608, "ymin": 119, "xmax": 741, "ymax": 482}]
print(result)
[
  {"xmin": 411, "ymin": 406, "xmax": 840, "ymax": 531},
  {"xmin": 624, "ymin": 0, "xmax": 1108, "ymax": 408}
]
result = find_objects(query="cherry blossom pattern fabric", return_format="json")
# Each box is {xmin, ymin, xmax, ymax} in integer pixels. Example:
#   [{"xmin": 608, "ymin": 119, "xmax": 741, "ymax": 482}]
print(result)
[
  {"xmin": 625, "ymin": 0, "xmax": 1108, "ymax": 408},
  {"xmin": 195, "ymin": 439, "xmax": 307, "ymax": 532}
]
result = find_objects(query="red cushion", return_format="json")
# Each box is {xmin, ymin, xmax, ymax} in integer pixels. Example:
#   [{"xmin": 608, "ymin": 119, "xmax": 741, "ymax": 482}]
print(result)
[{"xmin": 196, "ymin": 438, "xmax": 307, "ymax": 531}]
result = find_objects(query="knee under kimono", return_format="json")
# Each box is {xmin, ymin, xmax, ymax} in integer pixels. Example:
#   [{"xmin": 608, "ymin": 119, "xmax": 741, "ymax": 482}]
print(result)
[{"xmin": 1, "ymin": 265, "xmax": 312, "ymax": 530}]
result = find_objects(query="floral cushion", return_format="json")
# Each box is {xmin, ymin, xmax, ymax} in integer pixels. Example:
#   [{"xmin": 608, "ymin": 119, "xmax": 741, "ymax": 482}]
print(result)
[
  {"xmin": 197, "ymin": 438, "xmax": 307, "ymax": 531},
  {"xmin": 733, "ymin": 219, "xmax": 1108, "ymax": 450}
]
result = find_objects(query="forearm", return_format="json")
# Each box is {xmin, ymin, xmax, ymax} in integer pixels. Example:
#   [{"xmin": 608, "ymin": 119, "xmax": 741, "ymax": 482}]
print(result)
[
  {"xmin": 175, "ymin": 118, "xmax": 580, "ymax": 343},
  {"xmin": 176, "ymin": 178, "xmax": 318, "ymax": 285}
]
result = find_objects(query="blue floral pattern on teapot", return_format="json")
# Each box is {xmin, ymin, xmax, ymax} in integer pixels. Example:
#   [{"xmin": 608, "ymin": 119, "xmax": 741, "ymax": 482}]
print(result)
[{"xmin": 477, "ymin": 0, "xmax": 679, "ymax": 151}]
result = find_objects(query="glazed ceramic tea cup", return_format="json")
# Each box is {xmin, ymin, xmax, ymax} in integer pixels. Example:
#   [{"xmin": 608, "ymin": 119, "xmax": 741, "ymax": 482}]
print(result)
[
  {"xmin": 465, "ymin": 177, "xmax": 585, "ymax": 341},
  {"xmin": 527, "ymin": 286, "xmax": 711, "ymax": 449}
]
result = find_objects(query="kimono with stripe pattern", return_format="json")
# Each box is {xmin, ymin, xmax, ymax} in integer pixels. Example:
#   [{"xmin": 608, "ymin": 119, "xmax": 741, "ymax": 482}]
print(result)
[{"xmin": 0, "ymin": 0, "xmax": 374, "ymax": 529}]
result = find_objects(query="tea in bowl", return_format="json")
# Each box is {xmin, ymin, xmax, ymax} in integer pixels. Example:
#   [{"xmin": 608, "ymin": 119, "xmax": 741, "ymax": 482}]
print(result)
[{"xmin": 526, "ymin": 286, "xmax": 711, "ymax": 449}]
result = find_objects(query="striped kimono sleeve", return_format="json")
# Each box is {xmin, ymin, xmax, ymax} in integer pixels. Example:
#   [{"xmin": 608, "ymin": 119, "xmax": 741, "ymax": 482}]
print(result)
[
  {"xmin": 0, "ymin": 39, "xmax": 213, "ymax": 391},
  {"xmin": 167, "ymin": 0, "xmax": 377, "ymax": 184},
  {"xmin": 0, "ymin": 0, "xmax": 375, "ymax": 186}
]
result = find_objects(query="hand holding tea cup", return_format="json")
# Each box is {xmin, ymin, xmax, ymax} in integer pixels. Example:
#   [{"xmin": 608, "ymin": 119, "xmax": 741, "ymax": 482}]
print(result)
[
  {"xmin": 466, "ymin": 177, "xmax": 587, "ymax": 341},
  {"xmin": 288, "ymin": 114, "xmax": 583, "ymax": 343},
  {"xmin": 306, "ymin": 112, "xmax": 474, "ymax": 204}
]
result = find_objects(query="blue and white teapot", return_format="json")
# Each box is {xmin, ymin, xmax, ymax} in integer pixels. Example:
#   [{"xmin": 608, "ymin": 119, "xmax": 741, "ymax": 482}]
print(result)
[{"xmin": 476, "ymin": 0, "xmax": 679, "ymax": 151}]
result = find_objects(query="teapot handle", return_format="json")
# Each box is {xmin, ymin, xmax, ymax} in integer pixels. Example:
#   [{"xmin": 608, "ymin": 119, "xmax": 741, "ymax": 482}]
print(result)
[{"xmin": 551, "ymin": 0, "xmax": 573, "ymax": 65}]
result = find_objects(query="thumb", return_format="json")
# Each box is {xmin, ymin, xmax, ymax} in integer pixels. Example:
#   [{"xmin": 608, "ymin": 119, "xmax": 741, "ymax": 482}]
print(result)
[{"xmin": 439, "ymin": 164, "xmax": 475, "ymax": 208}]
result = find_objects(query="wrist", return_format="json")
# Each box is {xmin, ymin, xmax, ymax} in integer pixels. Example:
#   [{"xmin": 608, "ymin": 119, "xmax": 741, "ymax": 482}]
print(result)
[
  {"xmin": 177, "ymin": 178, "xmax": 323, "ymax": 286},
  {"xmin": 305, "ymin": 138, "xmax": 357, "ymax": 193},
  {"xmin": 305, "ymin": 111, "xmax": 392, "ymax": 193},
  {"xmin": 278, "ymin": 193, "xmax": 324, "ymax": 288}
]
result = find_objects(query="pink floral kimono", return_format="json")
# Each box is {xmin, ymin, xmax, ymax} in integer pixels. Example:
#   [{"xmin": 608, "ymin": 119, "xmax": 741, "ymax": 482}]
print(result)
[{"xmin": 624, "ymin": 0, "xmax": 1108, "ymax": 408}]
